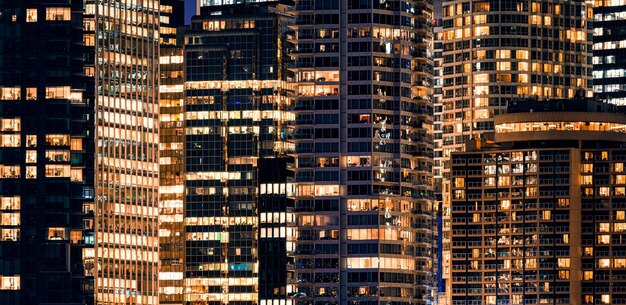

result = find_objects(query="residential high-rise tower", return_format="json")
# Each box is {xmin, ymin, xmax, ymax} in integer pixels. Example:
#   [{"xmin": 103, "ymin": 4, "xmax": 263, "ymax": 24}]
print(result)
[
  {"xmin": 288, "ymin": 1, "xmax": 437, "ymax": 305},
  {"xmin": 438, "ymin": 1, "xmax": 593, "ymax": 298},
  {"xmin": 449, "ymin": 99, "xmax": 626, "ymax": 305},
  {"xmin": 593, "ymin": 0, "xmax": 626, "ymax": 105}
]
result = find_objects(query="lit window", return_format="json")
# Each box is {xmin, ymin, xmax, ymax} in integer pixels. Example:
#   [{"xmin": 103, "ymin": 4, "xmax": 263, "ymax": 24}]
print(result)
[
  {"xmin": 45, "ymin": 86, "xmax": 70, "ymax": 99},
  {"xmin": 26, "ymin": 135, "xmax": 36, "ymax": 147},
  {"xmin": 70, "ymin": 138, "xmax": 83, "ymax": 150},
  {"xmin": 598, "ymin": 235, "xmax": 610, "ymax": 245},
  {"xmin": 0, "ymin": 87, "xmax": 20, "ymax": 100},
  {"xmin": 0, "ymin": 212, "xmax": 20, "ymax": 225},
  {"xmin": 26, "ymin": 9, "xmax": 37, "ymax": 22},
  {"xmin": 0, "ymin": 276, "xmax": 19, "ymax": 290},
  {"xmin": 598, "ymin": 259, "xmax": 611, "ymax": 268},
  {"xmin": 48, "ymin": 227, "xmax": 67, "ymax": 240},
  {"xmin": 45, "ymin": 165, "xmax": 70, "ymax": 177},
  {"xmin": 599, "ymin": 223, "xmax": 611, "ymax": 232},
  {"xmin": 25, "ymin": 166, "xmax": 36, "ymax": 179},
  {"xmin": 583, "ymin": 271, "xmax": 593, "ymax": 280},
  {"xmin": 45, "ymin": 7, "xmax": 71, "ymax": 21},
  {"xmin": 0, "ymin": 135, "xmax": 20, "ymax": 148},
  {"xmin": 0, "ymin": 228, "xmax": 19, "ymax": 241},
  {"xmin": 26, "ymin": 88, "xmax": 37, "ymax": 100}
]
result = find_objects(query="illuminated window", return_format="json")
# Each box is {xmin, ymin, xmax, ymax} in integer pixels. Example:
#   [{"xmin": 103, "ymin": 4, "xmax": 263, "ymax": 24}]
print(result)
[
  {"xmin": 0, "ymin": 165, "xmax": 20, "ymax": 178},
  {"xmin": 26, "ymin": 88, "xmax": 36, "ymax": 100},
  {"xmin": 0, "ymin": 135, "xmax": 20, "ymax": 147},
  {"xmin": 558, "ymin": 270, "xmax": 569, "ymax": 279},
  {"xmin": 0, "ymin": 212, "xmax": 20, "ymax": 225},
  {"xmin": 25, "ymin": 166, "xmax": 36, "ymax": 179},
  {"xmin": 70, "ymin": 138, "xmax": 83, "ymax": 150},
  {"xmin": 45, "ymin": 86, "xmax": 70, "ymax": 99},
  {"xmin": 558, "ymin": 258, "xmax": 570, "ymax": 268},
  {"xmin": 26, "ymin": 135, "xmax": 36, "ymax": 147},
  {"xmin": 602, "ymin": 295, "xmax": 610, "ymax": 304},
  {"xmin": 599, "ymin": 258, "xmax": 611, "ymax": 268},
  {"xmin": 0, "ymin": 87, "xmax": 20, "ymax": 100},
  {"xmin": 0, "ymin": 228, "xmax": 19, "ymax": 241},
  {"xmin": 26, "ymin": 9, "xmax": 37, "ymax": 22},
  {"xmin": 584, "ymin": 271, "xmax": 593, "ymax": 280},
  {"xmin": 45, "ymin": 7, "xmax": 71, "ymax": 21},
  {"xmin": 0, "ymin": 276, "xmax": 19, "ymax": 290},
  {"xmin": 615, "ymin": 163, "xmax": 624, "ymax": 172},
  {"xmin": 45, "ymin": 165, "xmax": 70, "ymax": 177},
  {"xmin": 71, "ymin": 168, "xmax": 83, "ymax": 182},
  {"xmin": 584, "ymin": 247, "xmax": 593, "ymax": 256},
  {"xmin": 618, "ymin": 211, "xmax": 626, "ymax": 220},
  {"xmin": 599, "ymin": 187, "xmax": 610, "ymax": 196},
  {"xmin": 48, "ymin": 227, "xmax": 67, "ymax": 240},
  {"xmin": 598, "ymin": 235, "xmax": 610, "ymax": 244},
  {"xmin": 46, "ymin": 134, "xmax": 69, "ymax": 146}
]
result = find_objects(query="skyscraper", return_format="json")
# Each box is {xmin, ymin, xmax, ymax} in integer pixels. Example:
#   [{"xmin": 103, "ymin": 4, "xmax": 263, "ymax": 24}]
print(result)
[
  {"xmin": 593, "ymin": 0, "xmax": 626, "ymax": 105},
  {"xmin": 288, "ymin": 1, "xmax": 436, "ymax": 305},
  {"xmin": 183, "ymin": 2, "xmax": 294, "ymax": 304},
  {"xmin": 438, "ymin": 1, "xmax": 593, "ymax": 298},
  {"xmin": 449, "ymin": 99, "xmax": 626, "ymax": 305},
  {"xmin": 0, "ymin": 0, "xmax": 162, "ymax": 304},
  {"xmin": 0, "ymin": 1, "xmax": 95, "ymax": 303},
  {"xmin": 159, "ymin": 1, "xmax": 186, "ymax": 304},
  {"xmin": 94, "ymin": 0, "xmax": 161, "ymax": 303}
]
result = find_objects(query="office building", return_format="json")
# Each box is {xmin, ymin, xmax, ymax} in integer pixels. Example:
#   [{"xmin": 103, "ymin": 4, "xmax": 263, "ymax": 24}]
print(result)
[
  {"xmin": 288, "ymin": 1, "xmax": 437, "ymax": 305},
  {"xmin": 449, "ymin": 99, "xmax": 626, "ymax": 305},
  {"xmin": 183, "ymin": 2, "xmax": 294, "ymax": 304},
  {"xmin": 94, "ymin": 0, "xmax": 161, "ymax": 303},
  {"xmin": 438, "ymin": 0, "xmax": 593, "ymax": 297},
  {"xmin": 159, "ymin": 1, "xmax": 186, "ymax": 304},
  {"xmin": 593, "ymin": 0, "xmax": 626, "ymax": 105},
  {"xmin": 0, "ymin": 0, "xmax": 162, "ymax": 304}
]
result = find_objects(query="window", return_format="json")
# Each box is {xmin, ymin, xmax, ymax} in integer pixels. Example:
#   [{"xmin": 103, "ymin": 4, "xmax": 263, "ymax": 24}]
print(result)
[
  {"xmin": 46, "ymin": 134, "xmax": 69, "ymax": 146},
  {"xmin": 71, "ymin": 138, "xmax": 83, "ymax": 150},
  {"xmin": 584, "ymin": 271, "xmax": 593, "ymax": 280},
  {"xmin": 0, "ymin": 87, "xmax": 20, "ymax": 100},
  {"xmin": 45, "ymin": 86, "xmax": 70, "ymax": 99},
  {"xmin": 0, "ymin": 212, "xmax": 20, "ymax": 225},
  {"xmin": 45, "ymin": 7, "xmax": 71, "ymax": 21},
  {"xmin": 26, "ymin": 88, "xmax": 37, "ymax": 100},
  {"xmin": 45, "ymin": 165, "xmax": 70, "ymax": 178},
  {"xmin": 25, "ymin": 166, "xmax": 36, "ymax": 179},
  {"xmin": 598, "ymin": 235, "xmax": 610, "ymax": 244},
  {"xmin": 26, "ymin": 9, "xmax": 37, "ymax": 22},
  {"xmin": 48, "ymin": 227, "xmax": 67, "ymax": 240},
  {"xmin": 0, "ymin": 276, "xmax": 19, "ymax": 290},
  {"xmin": 26, "ymin": 135, "xmax": 36, "ymax": 147},
  {"xmin": 598, "ymin": 258, "xmax": 611, "ymax": 268}
]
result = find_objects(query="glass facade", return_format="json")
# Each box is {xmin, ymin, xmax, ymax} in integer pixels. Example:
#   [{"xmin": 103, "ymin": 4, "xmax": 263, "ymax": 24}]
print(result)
[
  {"xmin": 159, "ymin": 1, "xmax": 186, "ymax": 304},
  {"xmin": 94, "ymin": 0, "xmax": 160, "ymax": 304},
  {"xmin": 593, "ymin": 0, "xmax": 626, "ymax": 105},
  {"xmin": 288, "ymin": 1, "xmax": 437, "ymax": 305},
  {"xmin": 183, "ymin": 3, "xmax": 293, "ymax": 304},
  {"xmin": 0, "ymin": 0, "xmax": 95, "ymax": 303}
]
